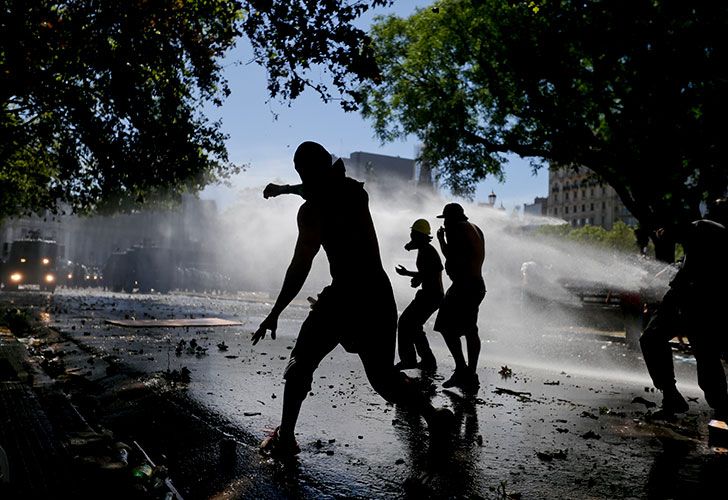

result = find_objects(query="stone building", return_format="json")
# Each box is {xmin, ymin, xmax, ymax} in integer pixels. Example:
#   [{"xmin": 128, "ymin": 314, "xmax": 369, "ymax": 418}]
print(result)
[
  {"xmin": 523, "ymin": 196, "xmax": 549, "ymax": 216},
  {"xmin": 340, "ymin": 151, "xmax": 416, "ymax": 192},
  {"xmin": 546, "ymin": 166, "xmax": 636, "ymax": 229}
]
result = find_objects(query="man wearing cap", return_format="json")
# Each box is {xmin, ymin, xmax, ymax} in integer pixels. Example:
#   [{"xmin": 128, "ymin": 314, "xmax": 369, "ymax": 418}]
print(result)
[
  {"xmin": 434, "ymin": 203, "xmax": 486, "ymax": 391},
  {"xmin": 394, "ymin": 218, "xmax": 444, "ymax": 372},
  {"xmin": 252, "ymin": 142, "xmax": 454, "ymax": 457}
]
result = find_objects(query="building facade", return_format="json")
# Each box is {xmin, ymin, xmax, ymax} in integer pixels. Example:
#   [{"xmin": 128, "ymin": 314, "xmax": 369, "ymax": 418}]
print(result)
[
  {"xmin": 547, "ymin": 166, "xmax": 636, "ymax": 229},
  {"xmin": 340, "ymin": 151, "xmax": 416, "ymax": 193},
  {"xmin": 523, "ymin": 196, "xmax": 548, "ymax": 216}
]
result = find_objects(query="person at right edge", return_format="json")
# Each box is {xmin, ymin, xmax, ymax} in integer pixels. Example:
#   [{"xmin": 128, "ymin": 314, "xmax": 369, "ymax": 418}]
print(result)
[
  {"xmin": 434, "ymin": 203, "xmax": 486, "ymax": 392},
  {"xmin": 640, "ymin": 198, "xmax": 728, "ymax": 419}
]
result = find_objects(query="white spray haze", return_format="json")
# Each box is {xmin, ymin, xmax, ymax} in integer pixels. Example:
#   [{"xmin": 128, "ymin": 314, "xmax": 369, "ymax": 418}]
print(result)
[{"xmin": 217, "ymin": 180, "xmax": 669, "ymax": 349}]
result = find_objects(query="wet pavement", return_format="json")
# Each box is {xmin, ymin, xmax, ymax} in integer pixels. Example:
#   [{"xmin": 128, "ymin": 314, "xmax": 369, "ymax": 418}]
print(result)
[{"xmin": 6, "ymin": 288, "xmax": 728, "ymax": 499}]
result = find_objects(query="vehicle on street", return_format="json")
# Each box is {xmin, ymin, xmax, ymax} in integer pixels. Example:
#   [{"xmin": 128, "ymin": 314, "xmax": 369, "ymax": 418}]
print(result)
[{"xmin": 1, "ymin": 239, "xmax": 59, "ymax": 292}]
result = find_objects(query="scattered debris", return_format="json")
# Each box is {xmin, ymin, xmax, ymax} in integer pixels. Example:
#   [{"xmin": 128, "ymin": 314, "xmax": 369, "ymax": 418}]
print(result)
[
  {"xmin": 499, "ymin": 366, "xmax": 513, "ymax": 378},
  {"xmin": 580, "ymin": 411, "xmax": 598, "ymax": 420},
  {"xmin": 217, "ymin": 341, "xmax": 228, "ymax": 351},
  {"xmin": 598, "ymin": 407, "xmax": 626, "ymax": 417},
  {"xmin": 163, "ymin": 367, "xmax": 191, "ymax": 384},
  {"xmin": 581, "ymin": 431, "xmax": 601, "ymax": 440},
  {"xmin": 536, "ymin": 449, "xmax": 568, "ymax": 461},
  {"xmin": 543, "ymin": 380, "xmax": 560, "ymax": 386},
  {"xmin": 632, "ymin": 396, "xmax": 657, "ymax": 409},
  {"xmin": 493, "ymin": 387, "xmax": 534, "ymax": 402},
  {"xmin": 491, "ymin": 480, "xmax": 522, "ymax": 500},
  {"xmin": 133, "ymin": 440, "xmax": 184, "ymax": 499},
  {"xmin": 493, "ymin": 387, "xmax": 531, "ymax": 398}
]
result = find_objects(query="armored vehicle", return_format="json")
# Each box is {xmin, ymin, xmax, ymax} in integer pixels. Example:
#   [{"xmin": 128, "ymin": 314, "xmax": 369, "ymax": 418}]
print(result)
[{"xmin": 1, "ymin": 239, "xmax": 59, "ymax": 292}]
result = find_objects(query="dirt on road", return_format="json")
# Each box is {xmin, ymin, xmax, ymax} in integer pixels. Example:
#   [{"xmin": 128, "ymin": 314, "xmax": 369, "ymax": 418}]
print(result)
[{"xmin": 2, "ymin": 289, "xmax": 728, "ymax": 499}]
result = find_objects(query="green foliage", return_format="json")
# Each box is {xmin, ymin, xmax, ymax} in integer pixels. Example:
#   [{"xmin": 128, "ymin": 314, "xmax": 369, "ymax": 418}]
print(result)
[
  {"xmin": 1, "ymin": 1, "xmax": 391, "ymax": 219},
  {"xmin": 242, "ymin": 0, "xmax": 392, "ymax": 110},
  {"xmin": 361, "ymin": 0, "xmax": 728, "ymax": 245},
  {"xmin": 536, "ymin": 221, "xmax": 640, "ymax": 254},
  {"xmin": 1, "ymin": 0, "xmax": 245, "ymax": 217}
]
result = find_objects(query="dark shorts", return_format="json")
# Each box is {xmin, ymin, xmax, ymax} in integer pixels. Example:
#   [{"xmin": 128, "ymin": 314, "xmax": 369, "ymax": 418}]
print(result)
[
  {"xmin": 286, "ymin": 282, "xmax": 397, "ymax": 378},
  {"xmin": 434, "ymin": 278, "xmax": 486, "ymax": 337}
]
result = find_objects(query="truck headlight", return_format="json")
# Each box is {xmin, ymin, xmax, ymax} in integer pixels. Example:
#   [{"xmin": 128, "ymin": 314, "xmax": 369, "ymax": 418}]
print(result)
[
  {"xmin": 10, "ymin": 273, "xmax": 22, "ymax": 282},
  {"xmin": 45, "ymin": 274, "xmax": 55, "ymax": 283},
  {"xmin": 42, "ymin": 258, "xmax": 50, "ymax": 265}
]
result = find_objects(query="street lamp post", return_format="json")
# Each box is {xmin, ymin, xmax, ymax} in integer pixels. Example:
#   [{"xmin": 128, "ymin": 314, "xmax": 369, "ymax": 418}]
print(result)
[{"xmin": 488, "ymin": 191, "xmax": 497, "ymax": 207}]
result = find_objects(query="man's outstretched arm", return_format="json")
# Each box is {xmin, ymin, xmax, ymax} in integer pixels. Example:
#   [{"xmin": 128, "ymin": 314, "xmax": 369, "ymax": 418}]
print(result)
[
  {"xmin": 395, "ymin": 265, "xmax": 417, "ymax": 278},
  {"xmin": 252, "ymin": 207, "xmax": 321, "ymax": 344},
  {"xmin": 263, "ymin": 183, "xmax": 304, "ymax": 199}
]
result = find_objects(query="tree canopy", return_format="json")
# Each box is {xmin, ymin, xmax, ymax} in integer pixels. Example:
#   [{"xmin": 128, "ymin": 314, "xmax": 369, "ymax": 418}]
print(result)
[
  {"xmin": 361, "ymin": 0, "xmax": 728, "ymax": 257},
  {"xmin": 1, "ymin": 0, "xmax": 390, "ymax": 219}
]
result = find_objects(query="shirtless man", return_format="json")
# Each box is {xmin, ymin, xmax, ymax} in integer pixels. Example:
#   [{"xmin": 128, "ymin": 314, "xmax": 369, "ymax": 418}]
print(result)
[
  {"xmin": 434, "ymin": 203, "xmax": 486, "ymax": 391},
  {"xmin": 253, "ymin": 142, "xmax": 453, "ymax": 456}
]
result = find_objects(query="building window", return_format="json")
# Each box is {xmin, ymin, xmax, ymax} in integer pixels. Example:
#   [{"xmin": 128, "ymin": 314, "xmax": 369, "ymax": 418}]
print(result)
[
  {"xmin": 565, "ymin": 192, "xmax": 569, "ymax": 200},
  {"xmin": 590, "ymin": 203, "xmax": 594, "ymax": 211},
  {"xmin": 602, "ymin": 201, "xmax": 606, "ymax": 209},
  {"xmin": 582, "ymin": 204, "xmax": 585, "ymax": 212},
  {"xmin": 590, "ymin": 188, "xmax": 594, "ymax": 196},
  {"xmin": 554, "ymin": 207, "xmax": 558, "ymax": 214},
  {"xmin": 565, "ymin": 206, "xmax": 569, "ymax": 214}
]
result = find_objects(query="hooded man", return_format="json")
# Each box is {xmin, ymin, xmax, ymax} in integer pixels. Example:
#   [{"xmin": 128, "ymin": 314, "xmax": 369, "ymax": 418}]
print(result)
[{"xmin": 253, "ymin": 142, "xmax": 454, "ymax": 456}]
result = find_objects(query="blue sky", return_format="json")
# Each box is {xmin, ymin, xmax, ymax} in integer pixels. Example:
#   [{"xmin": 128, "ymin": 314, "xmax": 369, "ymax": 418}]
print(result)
[{"xmin": 201, "ymin": 1, "xmax": 547, "ymax": 211}]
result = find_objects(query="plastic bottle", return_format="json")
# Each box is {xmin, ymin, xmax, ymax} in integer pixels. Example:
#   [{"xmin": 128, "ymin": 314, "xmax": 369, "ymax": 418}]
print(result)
[{"xmin": 131, "ymin": 462, "xmax": 154, "ymax": 481}]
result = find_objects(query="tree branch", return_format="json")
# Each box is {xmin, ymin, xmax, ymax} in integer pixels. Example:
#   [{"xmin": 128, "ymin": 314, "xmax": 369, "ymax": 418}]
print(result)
[{"xmin": 463, "ymin": 130, "xmax": 548, "ymax": 158}]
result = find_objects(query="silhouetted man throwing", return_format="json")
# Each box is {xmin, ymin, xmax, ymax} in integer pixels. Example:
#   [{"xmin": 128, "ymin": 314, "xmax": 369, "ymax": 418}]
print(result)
[
  {"xmin": 394, "ymin": 218, "xmax": 443, "ymax": 371},
  {"xmin": 253, "ymin": 142, "xmax": 453, "ymax": 456},
  {"xmin": 640, "ymin": 199, "xmax": 728, "ymax": 418},
  {"xmin": 434, "ymin": 203, "xmax": 485, "ymax": 391}
]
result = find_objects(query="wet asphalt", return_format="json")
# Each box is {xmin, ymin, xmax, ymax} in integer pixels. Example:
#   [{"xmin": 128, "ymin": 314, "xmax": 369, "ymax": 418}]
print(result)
[{"xmin": 27, "ymin": 288, "xmax": 728, "ymax": 499}]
